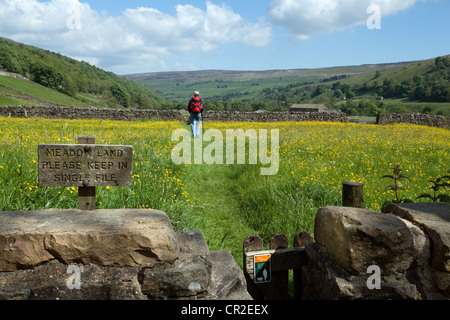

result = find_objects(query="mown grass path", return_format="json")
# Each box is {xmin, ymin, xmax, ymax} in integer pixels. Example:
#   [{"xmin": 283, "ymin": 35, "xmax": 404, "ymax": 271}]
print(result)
[{"xmin": 181, "ymin": 137, "xmax": 257, "ymax": 268}]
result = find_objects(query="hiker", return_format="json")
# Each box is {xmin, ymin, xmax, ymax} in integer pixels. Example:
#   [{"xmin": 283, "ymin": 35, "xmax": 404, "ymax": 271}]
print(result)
[{"xmin": 188, "ymin": 91, "xmax": 204, "ymax": 138}]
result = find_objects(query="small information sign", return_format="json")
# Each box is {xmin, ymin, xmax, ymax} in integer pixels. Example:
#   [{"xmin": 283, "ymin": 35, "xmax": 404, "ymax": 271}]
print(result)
[{"xmin": 254, "ymin": 253, "xmax": 271, "ymax": 284}]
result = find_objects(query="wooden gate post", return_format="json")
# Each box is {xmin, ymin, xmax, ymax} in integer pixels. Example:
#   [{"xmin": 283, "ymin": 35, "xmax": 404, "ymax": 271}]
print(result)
[
  {"xmin": 78, "ymin": 135, "xmax": 96, "ymax": 210},
  {"xmin": 293, "ymin": 231, "xmax": 314, "ymax": 300},
  {"xmin": 270, "ymin": 232, "xmax": 289, "ymax": 298},
  {"xmin": 342, "ymin": 181, "xmax": 364, "ymax": 208}
]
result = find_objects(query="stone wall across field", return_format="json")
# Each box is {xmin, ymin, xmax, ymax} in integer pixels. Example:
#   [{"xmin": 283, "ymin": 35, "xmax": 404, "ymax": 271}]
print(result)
[
  {"xmin": 0, "ymin": 105, "xmax": 349, "ymax": 123},
  {"xmin": 202, "ymin": 110, "xmax": 349, "ymax": 123},
  {"xmin": 3, "ymin": 105, "xmax": 450, "ymax": 129},
  {"xmin": 377, "ymin": 113, "xmax": 450, "ymax": 129},
  {"xmin": 0, "ymin": 105, "xmax": 187, "ymax": 122}
]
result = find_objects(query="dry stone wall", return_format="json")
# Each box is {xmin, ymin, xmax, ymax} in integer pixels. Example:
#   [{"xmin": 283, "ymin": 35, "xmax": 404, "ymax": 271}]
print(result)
[
  {"xmin": 377, "ymin": 113, "xmax": 450, "ymax": 129},
  {"xmin": 303, "ymin": 203, "xmax": 450, "ymax": 300},
  {"xmin": 0, "ymin": 209, "xmax": 251, "ymax": 300},
  {"xmin": 0, "ymin": 105, "xmax": 349, "ymax": 123},
  {"xmin": 3, "ymin": 106, "xmax": 450, "ymax": 128}
]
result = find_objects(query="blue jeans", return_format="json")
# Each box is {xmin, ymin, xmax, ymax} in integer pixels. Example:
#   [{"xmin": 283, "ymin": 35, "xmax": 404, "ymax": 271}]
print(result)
[{"xmin": 190, "ymin": 113, "xmax": 202, "ymax": 138}]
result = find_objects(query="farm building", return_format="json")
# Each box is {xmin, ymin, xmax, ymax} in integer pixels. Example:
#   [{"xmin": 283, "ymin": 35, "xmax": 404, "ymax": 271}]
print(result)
[{"xmin": 289, "ymin": 104, "xmax": 336, "ymax": 113}]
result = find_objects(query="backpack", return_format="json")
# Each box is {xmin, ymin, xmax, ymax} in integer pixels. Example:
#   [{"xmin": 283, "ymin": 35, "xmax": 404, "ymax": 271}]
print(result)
[{"xmin": 189, "ymin": 96, "xmax": 203, "ymax": 114}]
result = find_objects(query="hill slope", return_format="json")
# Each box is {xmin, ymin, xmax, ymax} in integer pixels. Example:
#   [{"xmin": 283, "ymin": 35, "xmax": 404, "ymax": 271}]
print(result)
[
  {"xmin": 0, "ymin": 37, "xmax": 165, "ymax": 109},
  {"xmin": 123, "ymin": 63, "xmax": 406, "ymax": 103},
  {"xmin": 124, "ymin": 56, "xmax": 450, "ymax": 116}
]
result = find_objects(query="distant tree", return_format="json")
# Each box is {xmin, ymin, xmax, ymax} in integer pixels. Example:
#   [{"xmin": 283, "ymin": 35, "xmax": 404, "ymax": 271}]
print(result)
[
  {"xmin": 137, "ymin": 93, "xmax": 155, "ymax": 109},
  {"xmin": 358, "ymin": 99, "xmax": 380, "ymax": 116},
  {"xmin": 341, "ymin": 84, "xmax": 351, "ymax": 94},
  {"xmin": 0, "ymin": 47, "xmax": 21, "ymax": 74},
  {"xmin": 313, "ymin": 85, "xmax": 325, "ymax": 97},
  {"xmin": 430, "ymin": 83, "xmax": 449, "ymax": 102},
  {"xmin": 334, "ymin": 89, "xmax": 344, "ymax": 99},
  {"xmin": 413, "ymin": 75, "xmax": 424, "ymax": 86},
  {"xmin": 345, "ymin": 90, "xmax": 355, "ymax": 100},
  {"xmin": 413, "ymin": 85, "xmax": 426, "ymax": 100},
  {"xmin": 422, "ymin": 106, "xmax": 432, "ymax": 114},
  {"xmin": 399, "ymin": 81, "xmax": 412, "ymax": 97},
  {"xmin": 332, "ymin": 81, "xmax": 342, "ymax": 91},
  {"xmin": 60, "ymin": 77, "xmax": 78, "ymax": 97},
  {"xmin": 74, "ymin": 77, "xmax": 89, "ymax": 93},
  {"xmin": 30, "ymin": 64, "xmax": 63, "ymax": 89},
  {"xmin": 435, "ymin": 56, "xmax": 450, "ymax": 70},
  {"xmin": 110, "ymin": 83, "xmax": 129, "ymax": 108}
]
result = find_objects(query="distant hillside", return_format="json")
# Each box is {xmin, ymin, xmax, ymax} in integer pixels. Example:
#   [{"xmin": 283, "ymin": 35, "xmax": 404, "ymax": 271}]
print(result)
[
  {"xmin": 125, "ymin": 55, "xmax": 450, "ymax": 116},
  {"xmin": 0, "ymin": 37, "xmax": 165, "ymax": 109},
  {"xmin": 309, "ymin": 55, "xmax": 450, "ymax": 116},
  {"xmin": 123, "ymin": 63, "xmax": 406, "ymax": 103}
]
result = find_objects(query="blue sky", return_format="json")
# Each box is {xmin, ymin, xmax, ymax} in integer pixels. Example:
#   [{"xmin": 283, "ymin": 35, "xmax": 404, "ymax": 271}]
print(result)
[{"xmin": 1, "ymin": 0, "xmax": 449, "ymax": 74}]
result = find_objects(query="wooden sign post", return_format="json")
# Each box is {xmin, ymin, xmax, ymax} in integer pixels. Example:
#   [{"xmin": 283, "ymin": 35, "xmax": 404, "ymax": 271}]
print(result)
[
  {"xmin": 342, "ymin": 181, "xmax": 364, "ymax": 208},
  {"xmin": 38, "ymin": 135, "xmax": 133, "ymax": 210}
]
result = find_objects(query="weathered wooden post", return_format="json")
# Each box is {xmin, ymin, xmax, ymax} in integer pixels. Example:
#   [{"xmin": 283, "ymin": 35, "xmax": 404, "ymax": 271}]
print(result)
[
  {"xmin": 38, "ymin": 135, "xmax": 133, "ymax": 211},
  {"xmin": 342, "ymin": 181, "xmax": 364, "ymax": 208},
  {"xmin": 78, "ymin": 135, "xmax": 96, "ymax": 210},
  {"xmin": 293, "ymin": 231, "xmax": 314, "ymax": 300},
  {"xmin": 270, "ymin": 232, "xmax": 289, "ymax": 298}
]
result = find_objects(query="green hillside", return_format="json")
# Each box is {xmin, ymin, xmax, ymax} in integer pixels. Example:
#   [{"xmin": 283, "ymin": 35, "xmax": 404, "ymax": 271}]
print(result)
[
  {"xmin": 124, "ymin": 64, "xmax": 405, "ymax": 103},
  {"xmin": 125, "ymin": 56, "xmax": 450, "ymax": 116},
  {"xmin": 321, "ymin": 56, "xmax": 450, "ymax": 116},
  {"xmin": 0, "ymin": 75, "xmax": 92, "ymax": 108},
  {"xmin": 0, "ymin": 37, "xmax": 165, "ymax": 109}
]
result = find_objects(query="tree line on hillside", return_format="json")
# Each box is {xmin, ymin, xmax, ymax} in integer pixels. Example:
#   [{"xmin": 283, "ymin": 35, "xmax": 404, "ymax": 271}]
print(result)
[{"xmin": 0, "ymin": 38, "xmax": 164, "ymax": 109}]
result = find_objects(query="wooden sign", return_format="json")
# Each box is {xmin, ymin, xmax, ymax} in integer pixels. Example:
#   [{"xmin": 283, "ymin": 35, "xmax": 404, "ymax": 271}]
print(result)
[{"xmin": 38, "ymin": 144, "xmax": 133, "ymax": 188}]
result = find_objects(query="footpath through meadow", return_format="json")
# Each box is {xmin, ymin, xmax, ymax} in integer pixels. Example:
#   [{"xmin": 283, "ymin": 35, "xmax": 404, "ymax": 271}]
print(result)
[{"xmin": 181, "ymin": 133, "xmax": 257, "ymax": 268}]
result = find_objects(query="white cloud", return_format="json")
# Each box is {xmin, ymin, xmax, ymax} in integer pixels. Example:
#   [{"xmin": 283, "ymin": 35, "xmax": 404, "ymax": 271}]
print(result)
[
  {"xmin": 267, "ymin": 0, "xmax": 423, "ymax": 40},
  {"xmin": 0, "ymin": 0, "xmax": 272, "ymax": 72}
]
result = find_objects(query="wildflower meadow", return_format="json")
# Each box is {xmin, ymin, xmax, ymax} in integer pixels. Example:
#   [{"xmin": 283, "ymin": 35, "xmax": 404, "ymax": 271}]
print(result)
[{"xmin": 1, "ymin": 116, "xmax": 449, "ymax": 262}]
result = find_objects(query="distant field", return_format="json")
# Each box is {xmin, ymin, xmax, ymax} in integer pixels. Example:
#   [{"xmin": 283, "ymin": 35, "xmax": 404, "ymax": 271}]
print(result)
[{"xmin": 124, "ymin": 63, "xmax": 405, "ymax": 102}]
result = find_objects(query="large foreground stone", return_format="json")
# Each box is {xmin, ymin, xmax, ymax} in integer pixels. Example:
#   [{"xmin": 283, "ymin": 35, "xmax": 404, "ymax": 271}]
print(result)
[
  {"xmin": 0, "ymin": 260, "xmax": 147, "ymax": 300},
  {"xmin": 302, "ymin": 243, "xmax": 421, "ymax": 300},
  {"xmin": 314, "ymin": 206, "xmax": 416, "ymax": 276},
  {"xmin": 383, "ymin": 202, "xmax": 450, "ymax": 273},
  {"xmin": 383, "ymin": 202, "xmax": 450, "ymax": 298},
  {"xmin": 140, "ymin": 230, "xmax": 212, "ymax": 299},
  {"xmin": 0, "ymin": 228, "xmax": 251, "ymax": 300},
  {"xmin": 0, "ymin": 209, "xmax": 180, "ymax": 271},
  {"xmin": 308, "ymin": 205, "xmax": 449, "ymax": 300}
]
